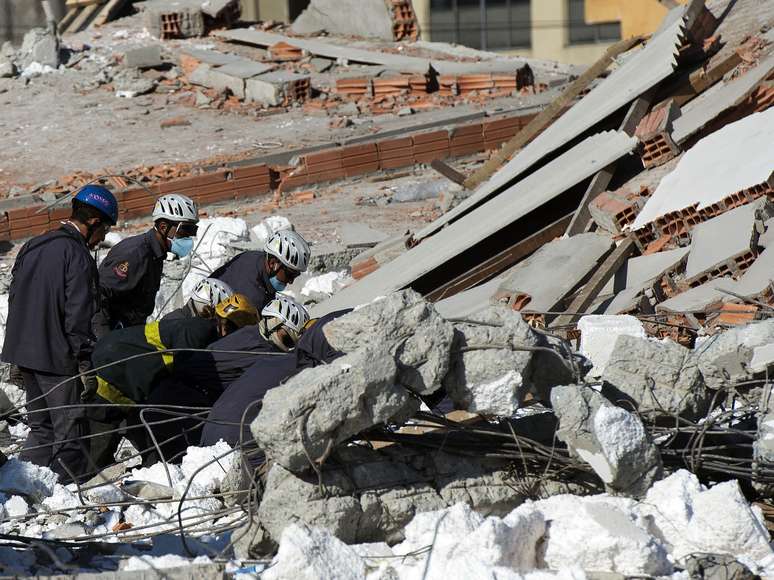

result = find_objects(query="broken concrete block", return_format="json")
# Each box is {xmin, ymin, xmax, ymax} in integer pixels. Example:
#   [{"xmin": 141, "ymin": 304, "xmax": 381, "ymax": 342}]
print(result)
[
  {"xmin": 323, "ymin": 290, "xmax": 454, "ymax": 395},
  {"xmin": 692, "ymin": 319, "xmax": 774, "ymax": 390},
  {"xmin": 143, "ymin": 1, "xmax": 206, "ymax": 39},
  {"xmin": 245, "ymin": 71, "xmax": 310, "ymax": 107},
  {"xmin": 601, "ymin": 335, "xmax": 711, "ymax": 419},
  {"xmin": 121, "ymin": 45, "xmax": 164, "ymax": 69},
  {"xmin": 292, "ymin": 0, "xmax": 417, "ymax": 41},
  {"xmin": 443, "ymin": 305, "xmax": 541, "ymax": 415},
  {"xmin": 251, "ymin": 346, "xmax": 417, "ymax": 473},
  {"xmin": 20, "ymin": 28, "xmax": 59, "ymax": 69},
  {"xmin": 578, "ymin": 315, "xmax": 646, "ymax": 378},
  {"xmin": 588, "ymin": 190, "xmax": 644, "ymax": 234},
  {"xmin": 188, "ymin": 63, "xmax": 245, "ymax": 98},
  {"xmin": 257, "ymin": 444, "xmax": 550, "ymax": 547},
  {"xmin": 112, "ymin": 67, "xmax": 157, "ymax": 97},
  {"xmin": 551, "ymin": 385, "xmax": 663, "ymax": 497},
  {"xmin": 0, "ymin": 57, "xmax": 15, "ymax": 78}
]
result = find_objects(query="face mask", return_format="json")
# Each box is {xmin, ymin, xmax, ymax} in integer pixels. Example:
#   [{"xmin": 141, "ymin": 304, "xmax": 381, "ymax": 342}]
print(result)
[
  {"xmin": 269, "ymin": 276, "xmax": 287, "ymax": 292},
  {"xmin": 170, "ymin": 237, "xmax": 194, "ymax": 258}
]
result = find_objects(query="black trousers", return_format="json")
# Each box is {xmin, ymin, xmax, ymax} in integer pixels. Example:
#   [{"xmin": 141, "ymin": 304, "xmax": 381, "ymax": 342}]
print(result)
[{"xmin": 19, "ymin": 368, "xmax": 90, "ymax": 482}]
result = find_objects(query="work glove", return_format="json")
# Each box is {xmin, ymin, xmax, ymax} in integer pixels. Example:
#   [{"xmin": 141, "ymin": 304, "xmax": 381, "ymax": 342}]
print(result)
[{"xmin": 79, "ymin": 361, "xmax": 98, "ymax": 403}]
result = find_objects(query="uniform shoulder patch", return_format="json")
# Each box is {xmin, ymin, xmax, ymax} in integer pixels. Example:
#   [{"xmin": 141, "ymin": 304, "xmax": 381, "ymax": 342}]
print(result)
[{"xmin": 113, "ymin": 261, "xmax": 130, "ymax": 280}]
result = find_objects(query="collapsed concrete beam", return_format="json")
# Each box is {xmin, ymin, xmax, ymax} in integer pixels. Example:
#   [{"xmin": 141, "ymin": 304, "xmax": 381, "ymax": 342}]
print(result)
[{"xmin": 551, "ymin": 384, "xmax": 663, "ymax": 497}]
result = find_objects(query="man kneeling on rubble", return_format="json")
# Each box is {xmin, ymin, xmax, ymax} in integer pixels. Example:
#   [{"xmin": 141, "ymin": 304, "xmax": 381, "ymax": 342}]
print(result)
[
  {"xmin": 143, "ymin": 295, "xmax": 311, "ymax": 463},
  {"xmin": 85, "ymin": 294, "xmax": 258, "ymax": 469},
  {"xmin": 199, "ymin": 308, "xmax": 351, "ymax": 474},
  {"xmin": 210, "ymin": 229, "xmax": 311, "ymax": 312}
]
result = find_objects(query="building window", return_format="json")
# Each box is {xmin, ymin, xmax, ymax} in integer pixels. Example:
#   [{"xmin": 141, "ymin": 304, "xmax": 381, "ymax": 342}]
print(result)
[
  {"xmin": 567, "ymin": 0, "xmax": 621, "ymax": 45},
  {"xmin": 429, "ymin": 0, "xmax": 531, "ymax": 51}
]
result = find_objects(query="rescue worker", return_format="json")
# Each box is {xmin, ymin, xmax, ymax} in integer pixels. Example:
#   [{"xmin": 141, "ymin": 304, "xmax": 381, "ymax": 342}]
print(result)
[
  {"xmin": 162, "ymin": 277, "xmax": 234, "ymax": 321},
  {"xmin": 210, "ymin": 229, "xmax": 311, "ymax": 313},
  {"xmin": 199, "ymin": 308, "xmax": 350, "ymax": 455},
  {"xmin": 1, "ymin": 185, "xmax": 118, "ymax": 480},
  {"xmin": 144, "ymin": 295, "xmax": 310, "ymax": 462},
  {"xmin": 93, "ymin": 194, "xmax": 200, "ymax": 337},
  {"xmin": 171, "ymin": 294, "xmax": 311, "ymax": 395},
  {"xmin": 87, "ymin": 294, "xmax": 257, "ymax": 468}
]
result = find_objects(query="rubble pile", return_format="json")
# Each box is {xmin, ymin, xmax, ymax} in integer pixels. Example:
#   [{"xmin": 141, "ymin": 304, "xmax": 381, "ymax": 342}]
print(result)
[{"xmin": 2, "ymin": 0, "xmax": 774, "ymax": 578}]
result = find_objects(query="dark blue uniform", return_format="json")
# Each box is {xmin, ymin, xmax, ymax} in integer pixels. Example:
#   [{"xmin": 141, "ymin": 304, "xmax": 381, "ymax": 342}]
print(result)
[
  {"xmin": 210, "ymin": 251, "xmax": 275, "ymax": 313},
  {"xmin": 94, "ymin": 229, "xmax": 166, "ymax": 337},
  {"xmin": 173, "ymin": 325, "xmax": 280, "ymax": 396},
  {"xmin": 2, "ymin": 224, "xmax": 99, "ymax": 479}
]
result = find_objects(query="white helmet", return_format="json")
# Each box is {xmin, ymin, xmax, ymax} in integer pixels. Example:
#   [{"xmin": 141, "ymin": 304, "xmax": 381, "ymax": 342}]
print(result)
[
  {"xmin": 264, "ymin": 230, "xmax": 310, "ymax": 273},
  {"xmin": 152, "ymin": 194, "xmax": 199, "ymax": 224},
  {"xmin": 191, "ymin": 277, "xmax": 234, "ymax": 309},
  {"xmin": 261, "ymin": 295, "xmax": 310, "ymax": 334}
]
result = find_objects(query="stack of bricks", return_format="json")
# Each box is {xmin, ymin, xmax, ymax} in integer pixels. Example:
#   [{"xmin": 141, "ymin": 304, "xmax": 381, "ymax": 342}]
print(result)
[
  {"xmin": 373, "ymin": 76, "xmax": 413, "ymax": 97},
  {"xmin": 0, "ymin": 109, "xmax": 544, "ymax": 242},
  {"xmin": 389, "ymin": 0, "xmax": 420, "ymax": 41},
  {"xmin": 413, "ymin": 130, "xmax": 450, "ymax": 164},
  {"xmin": 336, "ymin": 75, "xmax": 430, "ymax": 99},
  {"xmin": 438, "ymin": 70, "xmax": 535, "ymax": 97},
  {"xmin": 336, "ymin": 78, "xmax": 371, "ymax": 99},
  {"xmin": 268, "ymin": 41, "xmax": 304, "ymax": 62},
  {"xmin": 482, "ymin": 114, "xmax": 534, "ymax": 149},
  {"xmin": 635, "ymin": 101, "xmax": 682, "ymax": 168},
  {"xmin": 377, "ymin": 136, "xmax": 415, "ymax": 169},
  {"xmin": 449, "ymin": 123, "xmax": 484, "ymax": 157}
]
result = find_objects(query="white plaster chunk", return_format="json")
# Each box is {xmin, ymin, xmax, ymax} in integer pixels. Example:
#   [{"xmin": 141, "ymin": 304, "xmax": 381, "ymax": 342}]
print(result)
[{"xmin": 578, "ymin": 315, "xmax": 646, "ymax": 377}]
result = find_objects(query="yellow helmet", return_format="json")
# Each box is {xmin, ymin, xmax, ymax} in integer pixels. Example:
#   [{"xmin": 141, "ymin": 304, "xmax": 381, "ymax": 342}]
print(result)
[{"xmin": 214, "ymin": 293, "xmax": 258, "ymax": 329}]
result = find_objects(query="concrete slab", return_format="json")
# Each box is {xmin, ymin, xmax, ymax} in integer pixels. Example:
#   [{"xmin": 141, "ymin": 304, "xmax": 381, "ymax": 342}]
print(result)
[
  {"xmin": 684, "ymin": 198, "xmax": 770, "ymax": 279},
  {"xmin": 188, "ymin": 63, "xmax": 245, "ymax": 98},
  {"xmin": 433, "ymin": 276, "xmax": 503, "ymax": 319},
  {"xmin": 216, "ymin": 60, "xmax": 275, "ymax": 79},
  {"xmin": 338, "ymin": 223, "xmax": 389, "ymax": 249},
  {"xmin": 312, "ymin": 131, "xmax": 637, "ymax": 316},
  {"xmin": 604, "ymin": 246, "xmax": 689, "ymax": 295},
  {"xmin": 604, "ymin": 286, "xmax": 646, "ymax": 315},
  {"xmin": 245, "ymin": 71, "xmax": 308, "ymax": 106},
  {"xmin": 494, "ymin": 233, "xmax": 615, "ymax": 313},
  {"xmin": 632, "ymin": 108, "xmax": 774, "ymax": 230},
  {"xmin": 180, "ymin": 47, "xmax": 243, "ymax": 67}
]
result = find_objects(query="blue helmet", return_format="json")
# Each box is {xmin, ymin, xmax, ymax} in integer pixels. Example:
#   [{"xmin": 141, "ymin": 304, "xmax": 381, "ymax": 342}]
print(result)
[{"xmin": 74, "ymin": 185, "xmax": 119, "ymax": 225}]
